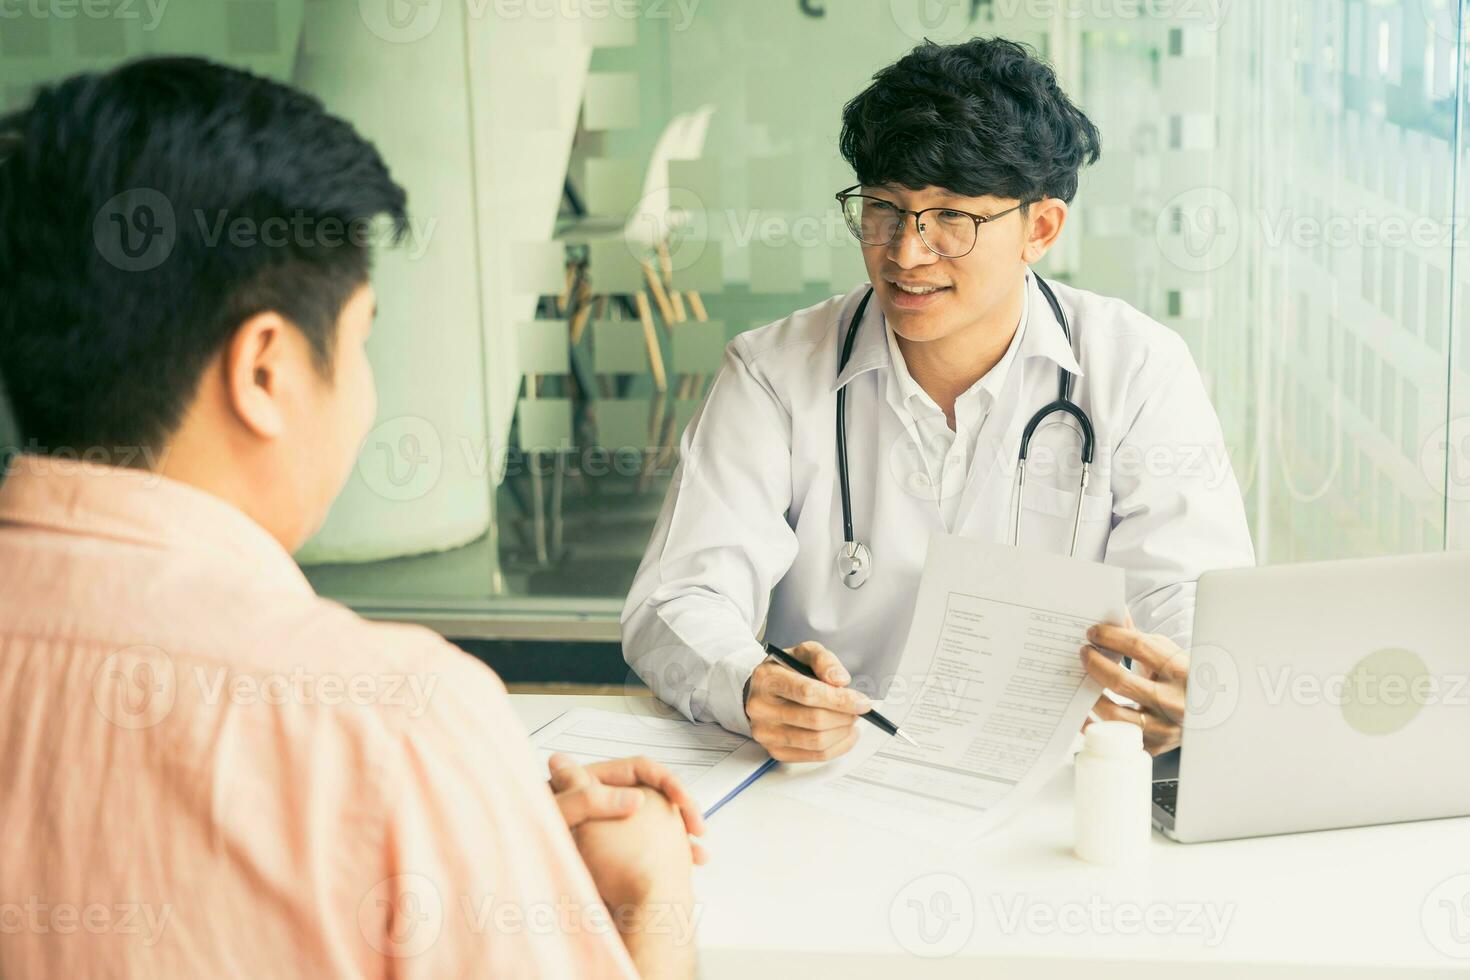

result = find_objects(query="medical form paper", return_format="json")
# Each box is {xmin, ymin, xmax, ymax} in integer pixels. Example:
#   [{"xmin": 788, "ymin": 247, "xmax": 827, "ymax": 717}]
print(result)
[
  {"xmin": 530, "ymin": 708, "xmax": 774, "ymax": 818},
  {"xmin": 771, "ymin": 534, "xmax": 1126, "ymax": 841}
]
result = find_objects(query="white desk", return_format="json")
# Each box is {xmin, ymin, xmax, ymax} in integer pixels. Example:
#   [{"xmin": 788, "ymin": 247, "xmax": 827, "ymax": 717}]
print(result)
[{"xmin": 512, "ymin": 693, "xmax": 1470, "ymax": 978}]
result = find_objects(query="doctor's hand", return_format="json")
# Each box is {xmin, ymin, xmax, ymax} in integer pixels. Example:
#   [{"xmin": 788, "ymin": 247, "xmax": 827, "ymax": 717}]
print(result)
[
  {"xmin": 1080, "ymin": 623, "xmax": 1189, "ymax": 756},
  {"xmin": 744, "ymin": 641, "xmax": 871, "ymax": 762}
]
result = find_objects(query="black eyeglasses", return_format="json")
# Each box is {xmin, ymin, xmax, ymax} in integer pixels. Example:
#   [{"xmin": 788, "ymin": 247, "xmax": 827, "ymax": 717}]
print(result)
[{"xmin": 835, "ymin": 185, "xmax": 1026, "ymax": 258}]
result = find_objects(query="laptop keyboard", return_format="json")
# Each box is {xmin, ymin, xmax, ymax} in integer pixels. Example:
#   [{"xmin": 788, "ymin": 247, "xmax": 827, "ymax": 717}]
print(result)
[{"xmin": 1152, "ymin": 778, "xmax": 1179, "ymax": 817}]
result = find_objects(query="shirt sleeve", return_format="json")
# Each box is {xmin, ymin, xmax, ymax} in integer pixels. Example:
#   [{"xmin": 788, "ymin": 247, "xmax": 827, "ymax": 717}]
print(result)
[
  {"xmin": 620, "ymin": 340, "xmax": 801, "ymax": 736},
  {"xmin": 367, "ymin": 642, "xmax": 641, "ymax": 979},
  {"xmin": 1103, "ymin": 335, "xmax": 1256, "ymax": 648}
]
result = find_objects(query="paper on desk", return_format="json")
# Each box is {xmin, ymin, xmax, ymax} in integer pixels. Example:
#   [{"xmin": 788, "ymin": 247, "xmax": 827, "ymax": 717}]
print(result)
[
  {"xmin": 771, "ymin": 534, "xmax": 1126, "ymax": 841},
  {"xmin": 530, "ymin": 708, "xmax": 773, "ymax": 817}
]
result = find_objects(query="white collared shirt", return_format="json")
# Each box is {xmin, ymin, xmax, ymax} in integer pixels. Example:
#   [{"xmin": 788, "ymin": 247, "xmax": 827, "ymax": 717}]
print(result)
[
  {"xmin": 621, "ymin": 272, "xmax": 1256, "ymax": 737},
  {"xmin": 884, "ymin": 276, "xmax": 1030, "ymax": 531}
]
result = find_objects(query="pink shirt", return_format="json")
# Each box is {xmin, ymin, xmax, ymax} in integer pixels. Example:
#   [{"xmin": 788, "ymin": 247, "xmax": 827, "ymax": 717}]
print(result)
[{"xmin": 0, "ymin": 458, "xmax": 640, "ymax": 979}]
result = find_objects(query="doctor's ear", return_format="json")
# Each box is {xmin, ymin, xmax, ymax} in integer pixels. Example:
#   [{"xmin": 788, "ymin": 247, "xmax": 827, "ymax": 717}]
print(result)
[{"xmin": 1020, "ymin": 198, "xmax": 1068, "ymax": 264}]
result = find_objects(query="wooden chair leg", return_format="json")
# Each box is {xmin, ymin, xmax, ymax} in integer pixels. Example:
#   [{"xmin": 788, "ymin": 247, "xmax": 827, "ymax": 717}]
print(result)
[
  {"xmin": 634, "ymin": 291, "xmax": 668, "ymax": 392},
  {"xmin": 686, "ymin": 290, "xmax": 708, "ymax": 322},
  {"xmin": 643, "ymin": 261, "xmax": 677, "ymax": 325}
]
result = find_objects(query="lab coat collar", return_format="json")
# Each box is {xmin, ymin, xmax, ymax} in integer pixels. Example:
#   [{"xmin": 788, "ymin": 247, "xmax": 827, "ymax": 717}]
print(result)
[
  {"xmin": 830, "ymin": 286, "xmax": 889, "ymax": 393},
  {"xmin": 829, "ymin": 270, "xmax": 1083, "ymax": 394},
  {"xmin": 1024, "ymin": 270, "xmax": 1085, "ymax": 379}
]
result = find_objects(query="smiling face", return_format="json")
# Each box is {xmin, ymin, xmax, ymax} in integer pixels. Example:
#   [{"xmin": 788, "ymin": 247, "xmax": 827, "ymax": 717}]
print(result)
[{"xmin": 857, "ymin": 184, "xmax": 1061, "ymax": 347}]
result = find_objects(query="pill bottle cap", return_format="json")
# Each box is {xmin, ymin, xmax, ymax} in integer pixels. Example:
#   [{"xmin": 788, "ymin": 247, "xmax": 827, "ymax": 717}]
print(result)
[{"xmin": 1082, "ymin": 719, "xmax": 1144, "ymax": 757}]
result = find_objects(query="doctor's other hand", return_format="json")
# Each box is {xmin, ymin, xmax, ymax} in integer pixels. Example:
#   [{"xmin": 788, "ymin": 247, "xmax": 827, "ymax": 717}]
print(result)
[
  {"xmin": 744, "ymin": 641, "xmax": 870, "ymax": 762},
  {"xmin": 1080, "ymin": 623, "xmax": 1189, "ymax": 756}
]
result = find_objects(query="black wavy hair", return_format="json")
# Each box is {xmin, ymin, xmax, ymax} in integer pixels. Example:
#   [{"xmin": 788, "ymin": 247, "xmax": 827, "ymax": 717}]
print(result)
[
  {"xmin": 0, "ymin": 57, "xmax": 408, "ymax": 459},
  {"xmin": 840, "ymin": 37, "xmax": 1101, "ymax": 204}
]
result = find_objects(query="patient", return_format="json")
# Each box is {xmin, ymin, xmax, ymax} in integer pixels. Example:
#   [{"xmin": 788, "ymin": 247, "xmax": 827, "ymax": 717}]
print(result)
[{"xmin": 0, "ymin": 58, "xmax": 700, "ymax": 979}]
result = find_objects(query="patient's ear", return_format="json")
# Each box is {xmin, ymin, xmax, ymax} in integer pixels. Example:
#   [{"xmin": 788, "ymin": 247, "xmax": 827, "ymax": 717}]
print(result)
[{"xmin": 222, "ymin": 312, "xmax": 293, "ymax": 439}]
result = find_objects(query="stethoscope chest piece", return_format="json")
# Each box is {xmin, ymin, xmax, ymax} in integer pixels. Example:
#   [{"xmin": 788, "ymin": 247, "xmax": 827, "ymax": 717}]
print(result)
[{"xmin": 837, "ymin": 540, "xmax": 873, "ymax": 589}]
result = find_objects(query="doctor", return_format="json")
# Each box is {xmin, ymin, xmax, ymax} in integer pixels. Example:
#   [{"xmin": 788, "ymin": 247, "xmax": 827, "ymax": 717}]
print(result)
[{"xmin": 622, "ymin": 37, "xmax": 1255, "ymax": 762}]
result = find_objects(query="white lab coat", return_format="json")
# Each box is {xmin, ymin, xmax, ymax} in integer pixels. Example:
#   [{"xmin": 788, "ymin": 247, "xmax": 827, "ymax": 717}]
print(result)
[{"xmin": 621, "ymin": 273, "xmax": 1256, "ymax": 736}]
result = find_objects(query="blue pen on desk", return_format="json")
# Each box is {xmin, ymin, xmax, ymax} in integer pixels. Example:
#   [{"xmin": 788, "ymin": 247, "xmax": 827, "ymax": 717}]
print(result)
[{"xmin": 763, "ymin": 643, "xmax": 919, "ymax": 746}]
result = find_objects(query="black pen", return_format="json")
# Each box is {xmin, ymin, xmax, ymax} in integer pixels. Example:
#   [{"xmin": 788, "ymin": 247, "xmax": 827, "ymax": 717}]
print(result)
[{"xmin": 763, "ymin": 643, "xmax": 919, "ymax": 746}]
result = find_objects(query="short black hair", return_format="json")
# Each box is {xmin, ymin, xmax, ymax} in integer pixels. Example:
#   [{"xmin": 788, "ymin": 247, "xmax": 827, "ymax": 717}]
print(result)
[
  {"xmin": 840, "ymin": 37, "xmax": 1101, "ymax": 205},
  {"xmin": 0, "ymin": 57, "xmax": 408, "ymax": 459}
]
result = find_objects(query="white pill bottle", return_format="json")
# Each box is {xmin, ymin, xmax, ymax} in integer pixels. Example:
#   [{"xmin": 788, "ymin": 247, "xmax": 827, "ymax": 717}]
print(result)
[{"xmin": 1074, "ymin": 720, "xmax": 1153, "ymax": 865}]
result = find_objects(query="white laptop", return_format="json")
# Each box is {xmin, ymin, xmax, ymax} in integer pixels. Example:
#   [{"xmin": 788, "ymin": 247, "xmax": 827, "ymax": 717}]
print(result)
[{"xmin": 1153, "ymin": 550, "xmax": 1470, "ymax": 843}]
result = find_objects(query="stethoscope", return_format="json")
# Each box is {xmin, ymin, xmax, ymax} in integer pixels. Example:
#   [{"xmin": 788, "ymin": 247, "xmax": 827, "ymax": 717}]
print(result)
[{"xmin": 835, "ymin": 272, "xmax": 1096, "ymax": 589}]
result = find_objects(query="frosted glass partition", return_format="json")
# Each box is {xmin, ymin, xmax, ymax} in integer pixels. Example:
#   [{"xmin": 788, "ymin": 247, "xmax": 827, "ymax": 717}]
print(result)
[{"xmin": 0, "ymin": 1, "xmax": 1465, "ymax": 633}]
